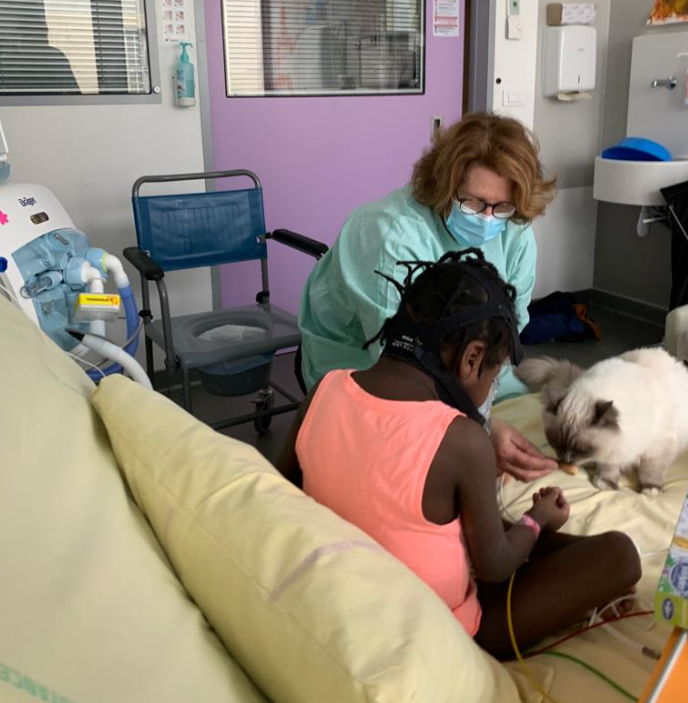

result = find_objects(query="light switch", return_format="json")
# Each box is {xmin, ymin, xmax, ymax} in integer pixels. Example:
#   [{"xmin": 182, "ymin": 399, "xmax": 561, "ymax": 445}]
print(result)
[
  {"xmin": 501, "ymin": 89, "xmax": 526, "ymax": 107},
  {"xmin": 431, "ymin": 116, "xmax": 444, "ymax": 139},
  {"xmin": 507, "ymin": 15, "xmax": 523, "ymax": 40}
]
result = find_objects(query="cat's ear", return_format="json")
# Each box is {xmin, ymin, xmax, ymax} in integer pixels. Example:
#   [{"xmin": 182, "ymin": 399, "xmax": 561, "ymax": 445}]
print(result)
[{"xmin": 592, "ymin": 400, "xmax": 619, "ymax": 429}]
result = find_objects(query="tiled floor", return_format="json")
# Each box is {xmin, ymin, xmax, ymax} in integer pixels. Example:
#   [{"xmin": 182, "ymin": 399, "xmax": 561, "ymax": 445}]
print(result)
[{"xmin": 175, "ymin": 304, "xmax": 663, "ymax": 464}]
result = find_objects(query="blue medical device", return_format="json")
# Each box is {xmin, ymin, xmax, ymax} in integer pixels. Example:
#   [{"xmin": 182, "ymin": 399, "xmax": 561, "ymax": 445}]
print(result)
[{"xmin": 0, "ymin": 123, "xmax": 147, "ymax": 386}]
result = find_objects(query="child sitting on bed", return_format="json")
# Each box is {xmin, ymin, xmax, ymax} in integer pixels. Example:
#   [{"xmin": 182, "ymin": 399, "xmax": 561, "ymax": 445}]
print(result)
[{"xmin": 276, "ymin": 249, "xmax": 641, "ymax": 659}]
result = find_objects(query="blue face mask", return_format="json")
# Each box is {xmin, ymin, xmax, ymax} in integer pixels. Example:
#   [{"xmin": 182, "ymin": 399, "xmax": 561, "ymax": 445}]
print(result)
[{"xmin": 445, "ymin": 204, "xmax": 507, "ymax": 247}]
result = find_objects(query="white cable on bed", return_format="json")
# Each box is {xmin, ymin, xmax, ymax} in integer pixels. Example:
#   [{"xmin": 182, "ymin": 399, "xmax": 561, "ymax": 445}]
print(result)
[
  {"xmin": 638, "ymin": 548, "xmax": 669, "ymax": 559},
  {"xmin": 588, "ymin": 595, "xmax": 660, "ymax": 659},
  {"xmin": 63, "ymin": 350, "xmax": 106, "ymax": 378}
]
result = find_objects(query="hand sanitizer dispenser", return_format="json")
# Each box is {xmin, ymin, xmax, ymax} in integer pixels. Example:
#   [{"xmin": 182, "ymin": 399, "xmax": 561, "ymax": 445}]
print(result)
[
  {"xmin": 174, "ymin": 42, "xmax": 196, "ymax": 107},
  {"xmin": 542, "ymin": 25, "xmax": 596, "ymax": 99}
]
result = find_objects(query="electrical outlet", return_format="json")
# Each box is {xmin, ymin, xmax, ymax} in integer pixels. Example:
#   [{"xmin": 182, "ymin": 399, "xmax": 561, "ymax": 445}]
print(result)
[{"xmin": 431, "ymin": 116, "xmax": 444, "ymax": 139}]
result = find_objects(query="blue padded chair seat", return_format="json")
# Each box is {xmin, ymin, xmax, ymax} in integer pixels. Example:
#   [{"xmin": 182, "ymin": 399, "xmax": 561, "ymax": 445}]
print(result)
[{"xmin": 146, "ymin": 304, "xmax": 300, "ymax": 370}]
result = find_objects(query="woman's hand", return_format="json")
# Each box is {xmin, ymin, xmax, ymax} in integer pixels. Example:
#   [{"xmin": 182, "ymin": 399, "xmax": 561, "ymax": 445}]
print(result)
[{"xmin": 490, "ymin": 417, "xmax": 557, "ymax": 482}]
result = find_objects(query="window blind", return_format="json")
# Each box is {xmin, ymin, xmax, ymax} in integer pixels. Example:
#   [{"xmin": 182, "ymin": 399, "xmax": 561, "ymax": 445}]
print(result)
[
  {"xmin": 223, "ymin": 0, "xmax": 424, "ymax": 97},
  {"xmin": 0, "ymin": 0, "xmax": 151, "ymax": 95}
]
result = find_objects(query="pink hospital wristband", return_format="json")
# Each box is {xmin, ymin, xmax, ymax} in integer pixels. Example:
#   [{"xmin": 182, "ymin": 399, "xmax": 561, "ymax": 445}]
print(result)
[{"xmin": 517, "ymin": 514, "xmax": 541, "ymax": 539}]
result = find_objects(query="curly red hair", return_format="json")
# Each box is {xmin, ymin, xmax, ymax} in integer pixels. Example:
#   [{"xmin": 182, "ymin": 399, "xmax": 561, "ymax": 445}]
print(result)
[{"xmin": 411, "ymin": 112, "xmax": 556, "ymax": 224}]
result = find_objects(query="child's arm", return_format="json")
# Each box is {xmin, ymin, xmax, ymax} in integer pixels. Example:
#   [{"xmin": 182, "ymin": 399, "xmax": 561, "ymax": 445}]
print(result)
[
  {"xmin": 437, "ymin": 417, "xmax": 567, "ymax": 583},
  {"xmin": 274, "ymin": 379, "xmax": 322, "ymax": 488}
]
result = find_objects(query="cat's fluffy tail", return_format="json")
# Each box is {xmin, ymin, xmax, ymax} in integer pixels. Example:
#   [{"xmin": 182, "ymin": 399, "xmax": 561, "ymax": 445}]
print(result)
[{"xmin": 516, "ymin": 356, "xmax": 584, "ymax": 393}]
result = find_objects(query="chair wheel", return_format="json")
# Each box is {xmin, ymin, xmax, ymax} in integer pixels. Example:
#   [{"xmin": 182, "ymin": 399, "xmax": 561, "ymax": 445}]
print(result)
[{"xmin": 253, "ymin": 388, "xmax": 274, "ymax": 435}]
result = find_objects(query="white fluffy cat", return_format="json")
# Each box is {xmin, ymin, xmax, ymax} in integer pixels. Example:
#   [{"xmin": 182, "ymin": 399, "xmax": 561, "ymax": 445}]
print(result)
[{"xmin": 515, "ymin": 347, "xmax": 688, "ymax": 495}]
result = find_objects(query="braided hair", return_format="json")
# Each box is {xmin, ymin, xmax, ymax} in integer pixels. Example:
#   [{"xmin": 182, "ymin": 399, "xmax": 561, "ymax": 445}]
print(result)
[{"xmin": 364, "ymin": 248, "xmax": 518, "ymax": 375}]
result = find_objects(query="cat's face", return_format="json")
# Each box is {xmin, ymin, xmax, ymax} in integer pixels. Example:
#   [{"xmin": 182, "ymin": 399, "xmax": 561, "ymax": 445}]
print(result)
[
  {"xmin": 542, "ymin": 393, "xmax": 619, "ymax": 465},
  {"xmin": 515, "ymin": 356, "xmax": 621, "ymax": 464}
]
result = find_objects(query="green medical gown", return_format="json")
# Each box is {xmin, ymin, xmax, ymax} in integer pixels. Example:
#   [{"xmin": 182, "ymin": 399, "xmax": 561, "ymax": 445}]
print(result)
[{"xmin": 298, "ymin": 186, "xmax": 535, "ymax": 401}]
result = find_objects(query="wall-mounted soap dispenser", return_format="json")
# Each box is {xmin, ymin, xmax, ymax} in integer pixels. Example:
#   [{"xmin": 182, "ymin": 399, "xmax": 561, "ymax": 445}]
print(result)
[{"xmin": 542, "ymin": 25, "xmax": 596, "ymax": 99}]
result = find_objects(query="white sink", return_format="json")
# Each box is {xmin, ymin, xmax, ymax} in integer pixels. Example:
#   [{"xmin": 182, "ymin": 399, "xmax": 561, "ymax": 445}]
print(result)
[{"xmin": 593, "ymin": 156, "xmax": 688, "ymax": 206}]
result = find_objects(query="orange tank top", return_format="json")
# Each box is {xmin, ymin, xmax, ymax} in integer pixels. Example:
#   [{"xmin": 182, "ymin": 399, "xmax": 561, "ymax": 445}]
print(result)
[{"xmin": 296, "ymin": 369, "xmax": 482, "ymax": 636}]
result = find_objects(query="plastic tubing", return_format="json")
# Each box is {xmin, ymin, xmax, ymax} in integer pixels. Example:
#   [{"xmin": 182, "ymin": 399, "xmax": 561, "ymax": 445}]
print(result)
[
  {"xmin": 80, "ymin": 333, "xmax": 151, "ymax": 389},
  {"xmin": 86, "ymin": 270, "xmax": 106, "ymax": 338},
  {"xmin": 104, "ymin": 254, "xmax": 129, "ymax": 289},
  {"xmin": 86, "ymin": 283, "xmax": 140, "ymax": 382},
  {"xmin": 85, "ymin": 252, "xmax": 141, "ymax": 383}
]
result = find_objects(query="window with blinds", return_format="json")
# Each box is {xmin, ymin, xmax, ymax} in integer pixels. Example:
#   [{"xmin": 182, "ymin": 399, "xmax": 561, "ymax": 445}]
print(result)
[
  {"xmin": 0, "ymin": 0, "xmax": 152, "ymax": 96},
  {"xmin": 223, "ymin": 0, "xmax": 425, "ymax": 97}
]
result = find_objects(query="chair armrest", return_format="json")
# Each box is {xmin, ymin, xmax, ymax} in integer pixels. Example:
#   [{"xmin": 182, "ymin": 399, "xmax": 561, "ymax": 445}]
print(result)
[
  {"xmin": 269, "ymin": 229, "xmax": 329, "ymax": 259},
  {"xmin": 123, "ymin": 247, "xmax": 165, "ymax": 281}
]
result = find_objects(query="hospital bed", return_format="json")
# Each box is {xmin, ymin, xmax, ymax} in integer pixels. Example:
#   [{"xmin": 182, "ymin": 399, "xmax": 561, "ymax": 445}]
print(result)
[{"xmin": 0, "ymin": 290, "xmax": 680, "ymax": 703}]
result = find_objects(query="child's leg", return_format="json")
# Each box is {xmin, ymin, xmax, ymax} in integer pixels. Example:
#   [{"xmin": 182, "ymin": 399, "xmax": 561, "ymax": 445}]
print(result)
[
  {"xmin": 474, "ymin": 531, "xmax": 641, "ymax": 660},
  {"xmin": 531, "ymin": 530, "xmax": 636, "ymax": 616},
  {"xmin": 530, "ymin": 528, "xmax": 584, "ymax": 555}
]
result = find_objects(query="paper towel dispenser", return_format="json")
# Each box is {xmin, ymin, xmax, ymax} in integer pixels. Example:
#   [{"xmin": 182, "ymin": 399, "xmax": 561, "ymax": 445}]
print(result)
[{"xmin": 542, "ymin": 25, "xmax": 596, "ymax": 98}]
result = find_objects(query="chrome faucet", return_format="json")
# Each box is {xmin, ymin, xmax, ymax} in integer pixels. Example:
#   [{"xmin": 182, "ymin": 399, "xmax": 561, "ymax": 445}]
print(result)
[{"xmin": 651, "ymin": 76, "xmax": 678, "ymax": 89}]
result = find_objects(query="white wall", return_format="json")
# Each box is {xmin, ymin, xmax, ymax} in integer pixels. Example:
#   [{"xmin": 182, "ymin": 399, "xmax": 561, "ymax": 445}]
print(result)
[
  {"xmin": 534, "ymin": 1, "xmax": 611, "ymax": 188},
  {"xmin": 0, "ymin": 0, "xmax": 209, "ymax": 332},
  {"xmin": 532, "ymin": 0, "xmax": 611, "ymax": 298},
  {"xmin": 533, "ymin": 186, "xmax": 598, "ymax": 297},
  {"xmin": 485, "ymin": 1, "xmax": 610, "ymax": 298},
  {"xmin": 488, "ymin": 0, "xmax": 688, "ymax": 310},
  {"xmin": 490, "ymin": 0, "xmax": 539, "ymax": 129}
]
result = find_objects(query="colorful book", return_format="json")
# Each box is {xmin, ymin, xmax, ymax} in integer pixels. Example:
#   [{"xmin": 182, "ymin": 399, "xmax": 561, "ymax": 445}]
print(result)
[
  {"xmin": 656, "ymin": 494, "xmax": 688, "ymax": 628},
  {"xmin": 640, "ymin": 493, "xmax": 688, "ymax": 701}
]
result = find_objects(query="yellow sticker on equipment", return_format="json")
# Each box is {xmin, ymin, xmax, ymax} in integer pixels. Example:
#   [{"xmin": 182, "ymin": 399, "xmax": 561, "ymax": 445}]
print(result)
[{"xmin": 77, "ymin": 294, "xmax": 120, "ymax": 306}]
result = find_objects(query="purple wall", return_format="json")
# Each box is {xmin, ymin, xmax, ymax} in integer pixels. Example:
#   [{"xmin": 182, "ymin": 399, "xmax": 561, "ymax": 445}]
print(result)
[{"xmin": 205, "ymin": 0, "xmax": 466, "ymax": 312}]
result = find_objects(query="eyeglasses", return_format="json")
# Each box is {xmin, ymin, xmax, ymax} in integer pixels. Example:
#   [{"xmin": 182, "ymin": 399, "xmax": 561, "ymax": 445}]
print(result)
[{"xmin": 455, "ymin": 197, "xmax": 516, "ymax": 220}]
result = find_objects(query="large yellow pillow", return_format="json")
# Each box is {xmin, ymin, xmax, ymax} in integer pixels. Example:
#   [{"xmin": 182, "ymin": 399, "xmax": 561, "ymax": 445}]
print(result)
[
  {"xmin": 0, "ymin": 296, "xmax": 266, "ymax": 703},
  {"xmin": 92, "ymin": 374, "xmax": 541, "ymax": 703}
]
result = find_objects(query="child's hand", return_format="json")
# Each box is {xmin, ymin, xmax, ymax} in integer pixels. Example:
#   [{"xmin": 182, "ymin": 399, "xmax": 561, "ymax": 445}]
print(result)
[{"xmin": 527, "ymin": 487, "xmax": 570, "ymax": 531}]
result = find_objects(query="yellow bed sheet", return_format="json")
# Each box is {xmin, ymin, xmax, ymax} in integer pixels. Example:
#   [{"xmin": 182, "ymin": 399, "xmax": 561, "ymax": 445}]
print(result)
[{"xmin": 493, "ymin": 394, "xmax": 681, "ymax": 703}]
